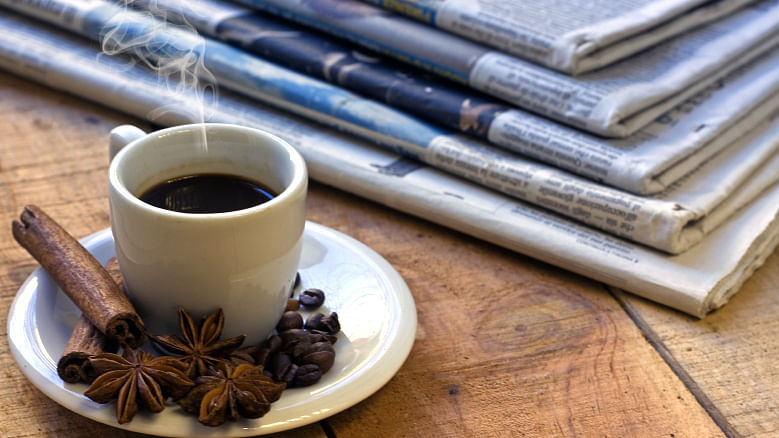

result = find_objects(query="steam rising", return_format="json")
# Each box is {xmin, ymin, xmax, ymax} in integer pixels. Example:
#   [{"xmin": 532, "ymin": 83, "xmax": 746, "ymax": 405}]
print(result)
[{"xmin": 101, "ymin": 0, "xmax": 218, "ymax": 147}]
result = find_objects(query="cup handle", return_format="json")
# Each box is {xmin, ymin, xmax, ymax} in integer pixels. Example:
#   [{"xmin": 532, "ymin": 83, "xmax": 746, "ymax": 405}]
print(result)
[{"xmin": 109, "ymin": 125, "xmax": 147, "ymax": 162}]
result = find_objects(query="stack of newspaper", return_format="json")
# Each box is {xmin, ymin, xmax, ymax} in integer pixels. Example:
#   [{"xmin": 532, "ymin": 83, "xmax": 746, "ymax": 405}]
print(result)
[{"xmin": 0, "ymin": 0, "xmax": 777, "ymax": 317}]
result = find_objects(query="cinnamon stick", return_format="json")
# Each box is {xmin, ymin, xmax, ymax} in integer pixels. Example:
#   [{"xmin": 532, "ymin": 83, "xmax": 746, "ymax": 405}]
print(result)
[
  {"xmin": 12, "ymin": 205, "xmax": 145, "ymax": 348},
  {"xmin": 105, "ymin": 257, "xmax": 124, "ymax": 291},
  {"xmin": 57, "ymin": 315, "xmax": 118, "ymax": 383},
  {"xmin": 56, "ymin": 258, "xmax": 125, "ymax": 383}
]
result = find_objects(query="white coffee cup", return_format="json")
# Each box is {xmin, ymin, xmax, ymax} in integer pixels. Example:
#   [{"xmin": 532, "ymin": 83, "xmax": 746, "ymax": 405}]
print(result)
[{"xmin": 107, "ymin": 123, "xmax": 307, "ymax": 345}]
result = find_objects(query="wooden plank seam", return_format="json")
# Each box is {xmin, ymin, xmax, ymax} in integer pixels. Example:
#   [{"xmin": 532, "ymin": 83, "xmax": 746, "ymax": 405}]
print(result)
[{"xmin": 608, "ymin": 286, "xmax": 740, "ymax": 438}]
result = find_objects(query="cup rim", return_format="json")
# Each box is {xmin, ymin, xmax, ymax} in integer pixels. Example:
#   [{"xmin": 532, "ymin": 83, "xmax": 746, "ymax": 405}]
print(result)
[{"xmin": 108, "ymin": 123, "xmax": 307, "ymax": 220}]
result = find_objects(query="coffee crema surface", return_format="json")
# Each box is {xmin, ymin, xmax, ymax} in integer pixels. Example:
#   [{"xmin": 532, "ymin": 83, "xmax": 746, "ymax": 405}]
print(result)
[{"xmin": 139, "ymin": 173, "xmax": 276, "ymax": 213}]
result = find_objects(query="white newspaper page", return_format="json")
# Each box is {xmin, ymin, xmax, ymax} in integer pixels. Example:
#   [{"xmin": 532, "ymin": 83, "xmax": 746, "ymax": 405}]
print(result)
[
  {"xmin": 1, "ymin": 8, "xmax": 777, "ymax": 256},
  {"xmin": 0, "ymin": 14, "xmax": 776, "ymax": 317},
  {"xmin": 119, "ymin": 0, "xmax": 779, "ymax": 197},
  {"xmin": 485, "ymin": 46, "xmax": 779, "ymax": 194},
  {"xmin": 234, "ymin": 0, "xmax": 779, "ymax": 137},
  {"xmin": 362, "ymin": 0, "xmax": 753, "ymax": 74}
]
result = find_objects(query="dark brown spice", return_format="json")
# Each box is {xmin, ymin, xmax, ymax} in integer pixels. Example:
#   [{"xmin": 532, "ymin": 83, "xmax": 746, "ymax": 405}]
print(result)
[
  {"xmin": 53, "ymin": 255, "xmax": 343, "ymax": 425},
  {"xmin": 298, "ymin": 288, "xmax": 325, "ymax": 308},
  {"xmin": 276, "ymin": 311, "xmax": 303, "ymax": 332},
  {"xmin": 263, "ymin": 327, "xmax": 338, "ymax": 386},
  {"xmin": 12, "ymin": 205, "xmax": 145, "ymax": 347},
  {"xmin": 300, "ymin": 342, "xmax": 335, "ymax": 373},
  {"xmin": 178, "ymin": 362, "xmax": 285, "ymax": 426},
  {"xmin": 148, "ymin": 308, "xmax": 246, "ymax": 379},
  {"xmin": 84, "ymin": 349, "xmax": 193, "ymax": 424},
  {"xmin": 228, "ymin": 345, "xmax": 259, "ymax": 366},
  {"xmin": 57, "ymin": 315, "xmax": 119, "ymax": 383},
  {"xmin": 269, "ymin": 352, "xmax": 298, "ymax": 383},
  {"xmin": 293, "ymin": 364, "xmax": 323, "ymax": 386},
  {"xmin": 278, "ymin": 329, "xmax": 309, "ymax": 353},
  {"xmin": 305, "ymin": 312, "xmax": 341, "ymax": 334},
  {"xmin": 56, "ymin": 257, "xmax": 129, "ymax": 383},
  {"xmin": 22, "ymin": 201, "xmax": 347, "ymax": 426},
  {"xmin": 254, "ymin": 334, "xmax": 282, "ymax": 368}
]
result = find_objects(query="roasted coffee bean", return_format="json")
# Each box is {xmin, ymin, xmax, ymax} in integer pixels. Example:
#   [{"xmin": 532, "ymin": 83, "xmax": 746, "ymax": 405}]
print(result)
[
  {"xmin": 255, "ymin": 347, "xmax": 272, "ymax": 368},
  {"xmin": 293, "ymin": 364, "xmax": 322, "ymax": 387},
  {"xmin": 299, "ymin": 288, "xmax": 325, "ymax": 309},
  {"xmin": 261, "ymin": 284, "xmax": 340, "ymax": 387},
  {"xmin": 276, "ymin": 311, "xmax": 303, "ymax": 332},
  {"xmin": 254, "ymin": 335, "xmax": 283, "ymax": 367},
  {"xmin": 291, "ymin": 336, "xmax": 315, "ymax": 360},
  {"xmin": 309, "ymin": 330, "xmax": 338, "ymax": 344},
  {"xmin": 298, "ymin": 343, "xmax": 322, "ymax": 362},
  {"xmin": 270, "ymin": 352, "xmax": 297, "ymax": 383},
  {"xmin": 279, "ymin": 328, "xmax": 308, "ymax": 349},
  {"xmin": 300, "ymin": 342, "xmax": 335, "ymax": 373},
  {"xmin": 280, "ymin": 363, "xmax": 298, "ymax": 383},
  {"xmin": 305, "ymin": 312, "xmax": 340, "ymax": 334},
  {"xmin": 305, "ymin": 313, "xmax": 323, "ymax": 331},
  {"xmin": 264, "ymin": 334, "xmax": 283, "ymax": 353}
]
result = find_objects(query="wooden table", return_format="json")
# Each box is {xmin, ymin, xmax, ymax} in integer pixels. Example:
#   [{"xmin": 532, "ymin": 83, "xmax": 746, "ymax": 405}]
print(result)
[{"xmin": 0, "ymin": 70, "xmax": 776, "ymax": 438}]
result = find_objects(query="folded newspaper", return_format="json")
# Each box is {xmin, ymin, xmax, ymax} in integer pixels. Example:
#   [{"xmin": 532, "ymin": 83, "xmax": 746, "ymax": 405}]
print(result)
[
  {"xmin": 3, "ymin": 2, "xmax": 779, "ymax": 254},
  {"xmin": 232, "ymin": 0, "xmax": 779, "ymax": 137},
  {"xmin": 0, "ymin": 12, "xmax": 776, "ymax": 317},
  {"xmin": 126, "ymin": 0, "xmax": 779, "ymax": 196},
  {"xmin": 359, "ymin": 0, "xmax": 754, "ymax": 74}
]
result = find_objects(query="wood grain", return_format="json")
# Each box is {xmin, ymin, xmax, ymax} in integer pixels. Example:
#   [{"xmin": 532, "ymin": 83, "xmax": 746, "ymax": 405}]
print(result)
[
  {"xmin": 306, "ymin": 189, "xmax": 723, "ymax": 437},
  {"xmin": 616, "ymin": 250, "xmax": 779, "ymax": 438},
  {"xmin": 0, "ymin": 69, "xmax": 741, "ymax": 437}
]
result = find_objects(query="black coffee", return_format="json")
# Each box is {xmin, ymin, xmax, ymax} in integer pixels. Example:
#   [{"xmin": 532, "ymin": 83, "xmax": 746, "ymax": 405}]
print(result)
[{"xmin": 140, "ymin": 173, "xmax": 276, "ymax": 213}]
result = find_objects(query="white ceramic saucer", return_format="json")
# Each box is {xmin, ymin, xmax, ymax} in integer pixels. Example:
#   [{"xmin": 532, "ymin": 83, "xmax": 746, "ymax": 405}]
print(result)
[{"xmin": 7, "ymin": 222, "xmax": 416, "ymax": 437}]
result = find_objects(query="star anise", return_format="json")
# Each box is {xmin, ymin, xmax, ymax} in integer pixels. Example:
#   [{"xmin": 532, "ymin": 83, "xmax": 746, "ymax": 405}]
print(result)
[
  {"xmin": 228, "ymin": 345, "xmax": 259, "ymax": 366},
  {"xmin": 148, "ymin": 307, "xmax": 246, "ymax": 379},
  {"xmin": 84, "ymin": 349, "xmax": 194, "ymax": 424},
  {"xmin": 178, "ymin": 362, "xmax": 286, "ymax": 427}
]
